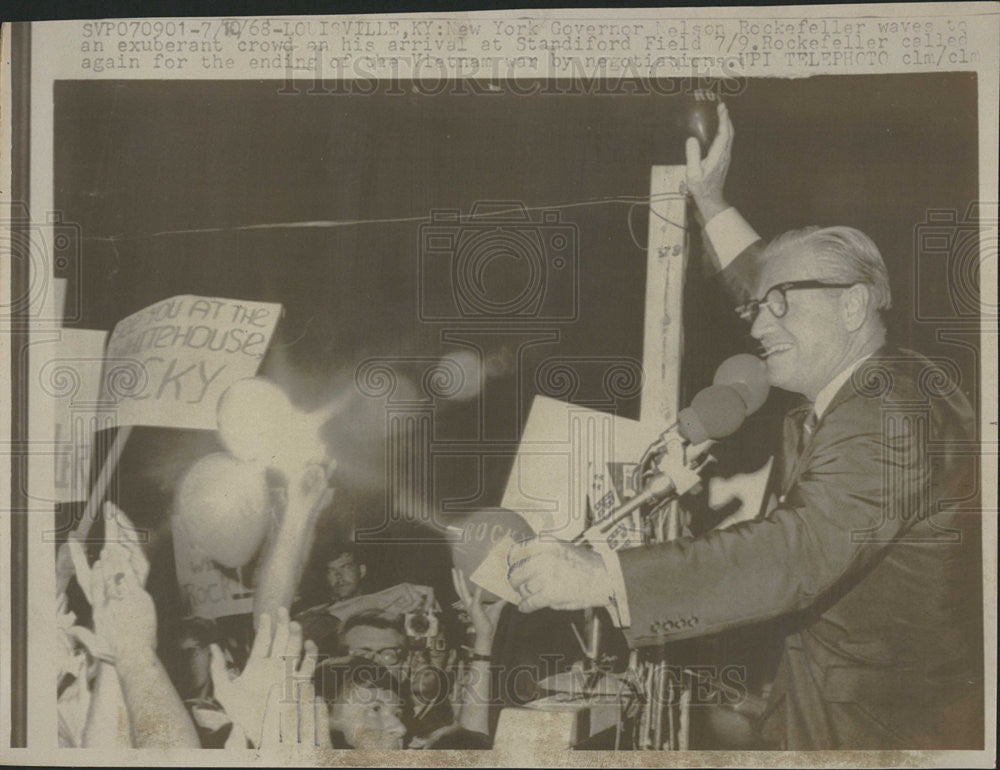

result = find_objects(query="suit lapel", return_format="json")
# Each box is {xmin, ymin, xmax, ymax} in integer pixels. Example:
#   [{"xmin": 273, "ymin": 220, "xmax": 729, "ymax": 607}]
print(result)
[
  {"xmin": 822, "ymin": 343, "xmax": 893, "ymax": 418},
  {"xmin": 778, "ymin": 345, "xmax": 893, "ymax": 497}
]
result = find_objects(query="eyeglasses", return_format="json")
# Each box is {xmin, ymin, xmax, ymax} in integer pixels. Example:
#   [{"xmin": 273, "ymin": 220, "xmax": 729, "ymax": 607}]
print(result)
[
  {"xmin": 351, "ymin": 646, "xmax": 405, "ymax": 665},
  {"xmin": 735, "ymin": 280, "xmax": 857, "ymax": 324}
]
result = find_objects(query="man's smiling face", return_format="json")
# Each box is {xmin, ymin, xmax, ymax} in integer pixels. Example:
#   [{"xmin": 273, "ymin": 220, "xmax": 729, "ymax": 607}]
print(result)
[{"xmin": 750, "ymin": 248, "xmax": 852, "ymax": 401}]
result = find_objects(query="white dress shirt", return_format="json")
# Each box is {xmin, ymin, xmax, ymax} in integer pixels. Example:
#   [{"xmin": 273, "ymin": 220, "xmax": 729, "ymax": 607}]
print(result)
[{"xmin": 812, "ymin": 353, "xmax": 873, "ymax": 419}]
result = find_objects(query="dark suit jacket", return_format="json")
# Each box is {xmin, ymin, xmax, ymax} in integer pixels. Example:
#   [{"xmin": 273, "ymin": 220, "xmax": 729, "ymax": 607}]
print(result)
[{"xmin": 618, "ymin": 245, "xmax": 983, "ymax": 749}]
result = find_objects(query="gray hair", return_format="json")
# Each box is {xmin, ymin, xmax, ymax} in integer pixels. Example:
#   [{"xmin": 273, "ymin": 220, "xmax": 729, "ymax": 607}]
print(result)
[{"xmin": 762, "ymin": 226, "xmax": 893, "ymax": 312}]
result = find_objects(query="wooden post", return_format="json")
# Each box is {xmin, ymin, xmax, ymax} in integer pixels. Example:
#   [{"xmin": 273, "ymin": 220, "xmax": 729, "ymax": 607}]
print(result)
[
  {"xmin": 639, "ymin": 167, "xmax": 688, "ymax": 750},
  {"xmin": 640, "ymin": 166, "xmax": 688, "ymax": 433}
]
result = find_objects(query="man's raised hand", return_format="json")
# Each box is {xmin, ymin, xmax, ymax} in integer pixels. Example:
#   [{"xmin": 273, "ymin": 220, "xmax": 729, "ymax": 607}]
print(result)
[
  {"xmin": 89, "ymin": 546, "xmax": 157, "ymax": 659},
  {"xmin": 685, "ymin": 102, "xmax": 734, "ymax": 222},
  {"xmin": 209, "ymin": 608, "xmax": 318, "ymax": 748}
]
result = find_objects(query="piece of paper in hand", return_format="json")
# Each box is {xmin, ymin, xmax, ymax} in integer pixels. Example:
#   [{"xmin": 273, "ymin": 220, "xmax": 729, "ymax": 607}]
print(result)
[{"xmin": 469, "ymin": 534, "xmax": 521, "ymax": 604}]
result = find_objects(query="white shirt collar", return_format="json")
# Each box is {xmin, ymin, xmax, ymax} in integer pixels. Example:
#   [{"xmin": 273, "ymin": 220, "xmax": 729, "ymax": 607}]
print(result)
[{"xmin": 813, "ymin": 352, "xmax": 875, "ymax": 418}]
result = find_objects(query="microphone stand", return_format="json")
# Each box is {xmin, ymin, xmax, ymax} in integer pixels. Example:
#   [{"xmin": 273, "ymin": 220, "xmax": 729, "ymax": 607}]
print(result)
[
  {"xmin": 567, "ymin": 434, "xmax": 716, "ymax": 704},
  {"xmin": 572, "ymin": 434, "xmax": 716, "ymax": 546}
]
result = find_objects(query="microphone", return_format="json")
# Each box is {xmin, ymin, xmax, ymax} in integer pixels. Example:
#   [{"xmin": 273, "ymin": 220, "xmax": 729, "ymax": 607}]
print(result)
[
  {"xmin": 574, "ymin": 473, "xmax": 680, "ymax": 544},
  {"xmin": 677, "ymin": 354, "xmax": 770, "ymax": 444},
  {"xmin": 677, "ymin": 384, "xmax": 747, "ymax": 445},
  {"xmin": 713, "ymin": 353, "xmax": 769, "ymax": 412},
  {"xmin": 576, "ymin": 355, "xmax": 769, "ymax": 545}
]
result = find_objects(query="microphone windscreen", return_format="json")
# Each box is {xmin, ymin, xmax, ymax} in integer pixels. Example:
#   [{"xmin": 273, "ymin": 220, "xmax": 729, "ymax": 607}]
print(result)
[
  {"xmin": 685, "ymin": 384, "xmax": 747, "ymax": 441},
  {"xmin": 678, "ymin": 405, "xmax": 709, "ymax": 445},
  {"xmin": 713, "ymin": 354, "xmax": 770, "ymax": 414}
]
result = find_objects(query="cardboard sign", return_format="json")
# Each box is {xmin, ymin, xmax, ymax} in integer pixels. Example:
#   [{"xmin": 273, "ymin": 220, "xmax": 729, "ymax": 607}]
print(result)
[
  {"xmin": 100, "ymin": 295, "xmax": 282, "ymax": 430},
  {"xmin": 500, "ymin": 396, "xmax": 660, "ymax": 542},
  {"xmin": 37, "ymin": 329, "xmax": 110, "ymax": 503},
  {"xmin": 171, "ymin": 515, "xmax": 255, "ymax": 620}
]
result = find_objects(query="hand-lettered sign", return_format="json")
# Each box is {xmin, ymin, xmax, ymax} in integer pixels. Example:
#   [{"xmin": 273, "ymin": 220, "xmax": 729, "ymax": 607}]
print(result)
[
  {"xmin": 171, "ymin": 515, "xmax": 255, "ymax": 620},
  {"xmin": 100, "ymin": 295, "xmax": 282, "ymax": 429}
]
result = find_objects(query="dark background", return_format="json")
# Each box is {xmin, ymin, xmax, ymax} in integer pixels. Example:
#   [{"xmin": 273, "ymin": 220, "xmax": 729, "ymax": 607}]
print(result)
[{"xmin": 54, "ymin": 73, "xmax": 981, "ymax": 609}]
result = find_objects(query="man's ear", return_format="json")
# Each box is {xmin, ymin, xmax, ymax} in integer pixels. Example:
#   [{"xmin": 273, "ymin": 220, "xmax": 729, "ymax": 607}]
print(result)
[
  {"xmin": 359, "ymin": 564, "xmax": 367, "ymax": 581},
  {"xmin": 840, "ymin": 284, "xmax": 869, "ymax": 332}
]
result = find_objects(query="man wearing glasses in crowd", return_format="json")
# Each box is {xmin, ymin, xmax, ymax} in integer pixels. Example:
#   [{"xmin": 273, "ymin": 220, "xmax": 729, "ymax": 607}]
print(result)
[
  {"xmin": 506, "ymin": 104, "xmax": 983, "ymax": 750},
  {"xmin": 339, "ymin": 613, "xmax": 409, "ymax": 676},
  {"xmin": 336, "ymin": 613, "xmax": 454, "ymax": 741}
]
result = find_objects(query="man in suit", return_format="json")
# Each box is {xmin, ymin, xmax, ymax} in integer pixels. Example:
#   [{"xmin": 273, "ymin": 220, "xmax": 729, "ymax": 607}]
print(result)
[{"xmin": 507, "ymin": 104, "xmax": 983, "ymax": 749}]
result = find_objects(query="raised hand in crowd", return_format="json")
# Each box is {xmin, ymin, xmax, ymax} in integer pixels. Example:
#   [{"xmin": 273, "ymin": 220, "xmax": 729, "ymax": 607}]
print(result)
[
  {"xmin": 56, "ymin": 592, "xmax": 99, "ymax": 747},
  {"xmin": 74, "ymin": 503, "xmax": 199, "ymax": 749},
  {"xmin": 209, "ymin": 607, "xmax": 318, "ymax": 748},
  {"xmin": 66, "ymin": 502, "xmax": 151, "ymax": 662},
  {"xmin": 452, "ymin": 568, "xmax": 504, "ymax": 656},
  {"xmin": 258, "ymin": 675, "xmax": 332, "ymax": 753},
  {"xmin": 59, "ymin": 504, "xmax": 150, "ymax": 747},
  {"xmin": 89, "ymin": 550, "xmax": 156, "ymax": 661},
  {"xmin": 451, "ymin": 568, "xmax": 505, "ymax": 738},
  {"xmin": 57, "ymin": 592, "xmax": 93, "ymax": 678},
  {"xmin": 254, "ymin": 461, "xmax": 335, "ymax": 628}
]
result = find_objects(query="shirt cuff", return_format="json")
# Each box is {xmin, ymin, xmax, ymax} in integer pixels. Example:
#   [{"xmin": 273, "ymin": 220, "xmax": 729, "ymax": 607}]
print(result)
[
  {"xmin": 592, "ymin": 544, "xmax": 631, "ymax": 628},
  {"xmin": 703, "ymin": 207, "xmax": 760, "ymax": 271}
]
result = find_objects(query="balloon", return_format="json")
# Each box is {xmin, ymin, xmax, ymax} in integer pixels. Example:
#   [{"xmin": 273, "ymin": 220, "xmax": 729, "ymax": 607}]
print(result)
[
  {"xmin": 217, "ymin": 376, "xmax": 329, "ymax": 478},
  {"xmin": 174, "ymin": 452, "xmax": 272, "ymax": 568},
  {"xmin": 217, "ymin": 377, "xmax": 297, "ymax": 463}
]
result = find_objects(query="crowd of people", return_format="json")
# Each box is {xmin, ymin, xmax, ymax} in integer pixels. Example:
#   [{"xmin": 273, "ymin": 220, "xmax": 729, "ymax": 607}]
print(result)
[
  {"xmin": 54, "ymin": 102, "xmax": 983, "ymax": 753},
  {"xmin": 56, "ymin": 460, "xmax": 505, "ymax": 751}
]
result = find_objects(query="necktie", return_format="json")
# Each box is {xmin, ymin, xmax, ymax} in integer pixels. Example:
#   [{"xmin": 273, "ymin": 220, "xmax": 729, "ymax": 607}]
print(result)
[{"xmin": 798, "ymin": 409, "xmax": 818, "ymax": 457}]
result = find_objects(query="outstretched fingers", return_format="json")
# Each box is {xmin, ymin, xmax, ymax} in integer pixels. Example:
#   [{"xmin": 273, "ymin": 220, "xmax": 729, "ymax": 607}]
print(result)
[{"xmin": 704, "ymin": 102, "xmax": 733, "ymax": 170}]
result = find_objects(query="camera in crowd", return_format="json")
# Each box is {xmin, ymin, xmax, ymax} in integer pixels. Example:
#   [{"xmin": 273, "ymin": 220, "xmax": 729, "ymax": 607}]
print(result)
[{"xmin": 404, "ymin": 607, "xmax": 440, "ymax": 641}]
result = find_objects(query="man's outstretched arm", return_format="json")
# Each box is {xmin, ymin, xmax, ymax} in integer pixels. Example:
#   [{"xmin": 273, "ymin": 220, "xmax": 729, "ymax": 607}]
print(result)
[
  {"xmin": 686, "ymin": 102, "xmax": 762, "ymax": 303},
  {"xmin": 254, "ymin": 463, "xmax": 333, "ymax": 627}
]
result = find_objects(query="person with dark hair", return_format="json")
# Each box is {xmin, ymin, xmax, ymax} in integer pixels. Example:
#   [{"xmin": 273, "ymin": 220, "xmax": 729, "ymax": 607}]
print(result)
[
  {"xmin": 293, "ymin": 542, "xmax": 440, "ymax": 657},
  {"xmin": 324, "ymin": 544, "xmax": 367, "ymax": 602},
  {"xmin": 168, "ymin": 617, "xmax": 217, "ymax": 700},
  {"xmin": 313, "ymin": 657, "xmax": 407, "ymax": 749},
  {"xmin": 294, "ymin": 545, "xmax": 369, "ymax": 656},
  {"xmin": 339, "ymin": 612, "xmax": 409, "ymax": 679},
  {"xmin": 337, "ymin": 611, "xmax": 466, "ymax": 744}
]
